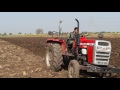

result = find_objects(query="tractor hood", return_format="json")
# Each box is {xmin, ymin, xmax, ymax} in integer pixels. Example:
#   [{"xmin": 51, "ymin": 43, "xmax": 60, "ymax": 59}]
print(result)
[{"xmin": 80, "ymin": 37, "xmax": 95, "ymax": 44}]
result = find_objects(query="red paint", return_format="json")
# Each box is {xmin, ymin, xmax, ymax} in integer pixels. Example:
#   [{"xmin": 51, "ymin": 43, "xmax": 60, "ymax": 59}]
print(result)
[
  {"xmin": 73, "ymin": 37, "xmax": 95, "ymax": 64},
  {"xmin": 46, "ymin": 38, "xmax": 64, "ymax": 43},
  {"xmin": 73, "ymin": 37, "xmax": 95, "ymax": 47},
  {"xmin": 61, "ymin": 41, "xmax": 66, "ymax": 55},
  {"xmin": 87, "ymin": 46, "xmax": 94, "ymax": 64},
  {"xmin": 46, "ymin": 38, "xmax": 66, "ymax": 55},
  {"xmin": 46, "ymin": 37, "xmax": 95, "ymax": 64}
]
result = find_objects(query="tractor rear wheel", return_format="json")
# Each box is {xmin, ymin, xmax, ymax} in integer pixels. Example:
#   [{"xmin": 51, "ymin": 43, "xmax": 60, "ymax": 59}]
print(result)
[
  {"xmin": 68, "ymin": 60, "xmax": 80, "ymax": 78},
  {"xmin": 45, "ymin": 43, "xmax": 63, "ymax": 72}
]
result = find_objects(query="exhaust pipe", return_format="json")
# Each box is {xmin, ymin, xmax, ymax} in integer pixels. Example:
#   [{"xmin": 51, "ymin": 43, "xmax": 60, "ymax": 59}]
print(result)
[
  {"xmin": 75, "ymin": 19, "xmax": 79, "ymax": 34},
  {"xmin": 75, "ymin": 19, "xmax": 80, "ymax": 59},
  {"xmin": 75, "ymin": 19, "xmax": 80, "ymax": 46}
]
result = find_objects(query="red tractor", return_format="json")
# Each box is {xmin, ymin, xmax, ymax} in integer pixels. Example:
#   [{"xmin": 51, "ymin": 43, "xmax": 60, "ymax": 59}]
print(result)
[{"xmin": 45, "ymin": 19, "xmax": 120, "ymax": 78}]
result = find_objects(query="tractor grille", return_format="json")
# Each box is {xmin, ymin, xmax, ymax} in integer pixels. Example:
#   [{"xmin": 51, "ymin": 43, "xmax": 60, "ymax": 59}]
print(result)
[
  {"xmin": 96, "ymin": 59, "xmax": 108, "ymax": 61},
  {"xmin": 98, "ymin": 42, "xmax": 109, "ymax": 46},
  {"xmin": 96, "ymin": 52, "xmax": 109, "ymax": 54},
  {"xmin": 95, "ymin": 52, "xmax": 110, "ymax": 61},
  {"xmin": 96, "ymin": 55, "xmax": 109, "ymax": 58},
  {"xmin": 93, "ymin": 40, "xmax": 111, "ymax": 65}
]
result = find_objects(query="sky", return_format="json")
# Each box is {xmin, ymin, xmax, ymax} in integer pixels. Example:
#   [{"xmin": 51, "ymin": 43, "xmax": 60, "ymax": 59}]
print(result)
[{"xmin": 0, "ymin": 12, "xmax": 120, "ymax": 34}]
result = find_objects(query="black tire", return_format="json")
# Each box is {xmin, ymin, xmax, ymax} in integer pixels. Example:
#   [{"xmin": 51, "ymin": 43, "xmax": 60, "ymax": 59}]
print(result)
[
  {"xmin": 68, "ymin": 60, "xmax": 80, "ymax": 78},
  {"xmin": 45, "ymin": 43, "xmax": 63, "ymax": 72}
]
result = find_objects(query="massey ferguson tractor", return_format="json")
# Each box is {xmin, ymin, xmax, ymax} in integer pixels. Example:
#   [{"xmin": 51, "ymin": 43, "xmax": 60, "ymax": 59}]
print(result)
[{"xmin": 45, "ymin": 19, "xmax": 120, "ymax": 78}]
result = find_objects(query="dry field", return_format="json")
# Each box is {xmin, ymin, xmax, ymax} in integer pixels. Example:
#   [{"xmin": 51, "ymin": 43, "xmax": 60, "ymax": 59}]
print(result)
[{"xmin": 0, "ymin": 36, "xmax": 120, "ymax": 78}]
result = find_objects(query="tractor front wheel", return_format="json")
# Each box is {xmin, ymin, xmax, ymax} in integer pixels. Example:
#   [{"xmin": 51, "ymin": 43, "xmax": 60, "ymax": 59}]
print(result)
[{"xmin": 68, "ymin": 60, "xmax": 80, "ymax": 78}]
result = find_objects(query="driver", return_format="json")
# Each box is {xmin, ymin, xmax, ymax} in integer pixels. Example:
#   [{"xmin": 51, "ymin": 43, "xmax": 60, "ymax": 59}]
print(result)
[{"xmin": 69, "ymin": 27, "xmax": 78, "ymax": 44}]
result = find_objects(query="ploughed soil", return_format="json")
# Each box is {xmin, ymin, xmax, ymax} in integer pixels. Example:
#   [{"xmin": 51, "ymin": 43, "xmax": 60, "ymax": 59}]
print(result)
[{"xmin": 0, "ymin": 37, "xmax": 120, "ymax": 78}]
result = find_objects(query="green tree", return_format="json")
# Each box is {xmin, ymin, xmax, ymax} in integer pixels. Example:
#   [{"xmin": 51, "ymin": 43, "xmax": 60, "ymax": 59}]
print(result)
[
  {"xmin": 48, "ymin": 31, "xmax": 52, "ymax": 35},
  {"xmin": 18, "ymin": 32, "xmax": 22, "ymax": 35},
  {"xmin": 36, "ymin": 29, "xmax": 44, "ymax": 34},
  {"xmin": 2, "ymin": 32, "xmax": 7, "ymax": 36},
  {"xmin": 9, "ymin": 33, "xmax": 12, "ymax": 35}
]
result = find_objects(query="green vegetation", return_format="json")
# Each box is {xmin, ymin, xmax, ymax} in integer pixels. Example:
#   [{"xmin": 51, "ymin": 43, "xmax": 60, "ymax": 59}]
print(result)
[{"xmin": 0, "ymin": 32, "xmax": 120, "ymax": 38}]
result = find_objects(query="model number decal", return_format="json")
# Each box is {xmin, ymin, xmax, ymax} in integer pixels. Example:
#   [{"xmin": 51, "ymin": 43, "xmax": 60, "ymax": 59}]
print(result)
[{"xmin": 97, "ymin": 61, "xmax": 108, "ymax": 65}]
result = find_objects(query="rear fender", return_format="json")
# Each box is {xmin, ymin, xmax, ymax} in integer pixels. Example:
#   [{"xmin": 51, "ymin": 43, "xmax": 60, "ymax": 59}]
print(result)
[{"xmin": 46, "ymin": 39, "xmax": 66, "ymax": 55}]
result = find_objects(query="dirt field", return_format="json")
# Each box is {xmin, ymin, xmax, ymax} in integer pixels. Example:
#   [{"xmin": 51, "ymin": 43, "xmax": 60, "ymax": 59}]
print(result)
[{"xmin": 0, "ymin": 37, "xmax": 120, "ymax": 78}]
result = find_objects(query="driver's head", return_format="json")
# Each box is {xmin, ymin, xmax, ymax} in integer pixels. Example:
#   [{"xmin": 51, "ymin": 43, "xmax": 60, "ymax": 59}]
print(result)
[{"xmin": 74, "ymin": 27, "xmax": 78, "ymax": 34}]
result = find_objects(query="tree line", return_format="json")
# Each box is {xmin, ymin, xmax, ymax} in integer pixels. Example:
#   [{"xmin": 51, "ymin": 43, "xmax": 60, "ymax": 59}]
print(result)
[{"xmin": 0, "ymin": 28, "xmax": 120, "ymax": 36}]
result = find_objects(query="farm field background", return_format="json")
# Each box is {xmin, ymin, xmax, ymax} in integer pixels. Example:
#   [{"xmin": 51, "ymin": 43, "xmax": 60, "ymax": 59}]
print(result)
[{"xmin": 0, "ymin": 34, "xmax": 120, "ymax": 78}]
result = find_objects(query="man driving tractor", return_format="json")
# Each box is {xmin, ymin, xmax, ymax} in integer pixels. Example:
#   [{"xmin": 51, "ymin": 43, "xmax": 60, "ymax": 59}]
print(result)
[
  {"xmin": 66, "ymin": 27, "xmax": 80, "ymax": 53},
  {"xmin": 69, "ymin": 27, "xmax": 84, "ymax": 45},
  {"xmin": 69, "ymin": 27, "xmax": 78, "ymax": 44}
]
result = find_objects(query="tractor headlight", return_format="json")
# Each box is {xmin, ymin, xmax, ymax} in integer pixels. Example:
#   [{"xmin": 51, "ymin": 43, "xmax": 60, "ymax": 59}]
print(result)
[{"xmin": 81, "ymin": 49, "xmax": 87, "ymax": 55}]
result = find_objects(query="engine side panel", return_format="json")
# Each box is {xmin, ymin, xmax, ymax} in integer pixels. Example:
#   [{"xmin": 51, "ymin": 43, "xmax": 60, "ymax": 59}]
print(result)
[
  {"xmin": 87, "ymin": 46, "xmax": 94, "ymax": 64},
  {"xmin": 73, "ymin": 37, "xmax": 95, "ymax": 64}
]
